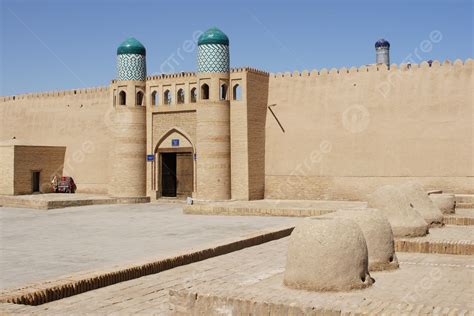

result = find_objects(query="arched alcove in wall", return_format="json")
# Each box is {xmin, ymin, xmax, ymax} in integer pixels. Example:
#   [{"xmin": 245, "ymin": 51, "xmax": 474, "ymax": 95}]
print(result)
[{"xmin": 153, "ymin": 128, "xmax": 195, "ymax": 198}]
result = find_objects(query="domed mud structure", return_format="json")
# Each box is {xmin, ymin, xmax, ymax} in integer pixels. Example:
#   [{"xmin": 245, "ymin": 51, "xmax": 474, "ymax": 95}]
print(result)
[
  {"xmin": 284, "ymin": 217, "xmax": 373, "ymax": 292},
  {"xmin": 399, "ymin": 181, "xmax": 444, "ymax": 226},
  {"xmin": 326, "ymin": 208, "xmax": 399, "ymax": 271},
  {"xmin": 429, "ymin": 193, "xmax": 455, "ymax": 214},
  {"xmin": 367, "ymin": 185, "xmax": 428, "ymax": 237}
]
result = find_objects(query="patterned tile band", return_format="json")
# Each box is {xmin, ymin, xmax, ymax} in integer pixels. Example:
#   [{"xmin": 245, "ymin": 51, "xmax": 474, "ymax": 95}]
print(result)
[
  {"xmin": 117, "ymin": 54, "xmax": 146, "ymax": 81},
  {"xmin": 197, "ymin": 44, "xmax": 230, "ymax": 73}
]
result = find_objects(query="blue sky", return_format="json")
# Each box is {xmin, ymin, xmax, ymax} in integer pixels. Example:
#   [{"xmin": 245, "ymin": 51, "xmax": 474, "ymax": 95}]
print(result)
[{"xmin": 1, "ymin": 0, "xmax": 472, "ymax": 95}]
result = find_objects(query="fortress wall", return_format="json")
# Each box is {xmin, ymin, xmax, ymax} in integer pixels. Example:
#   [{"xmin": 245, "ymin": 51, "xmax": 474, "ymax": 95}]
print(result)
[
  {"xmin": 13, "ymin": 146, "xmax": 66, "ymax": 195},
  {"xmin": 265, "ymin": 59, "xmax": 473, "ymax": 200},
  {"xmin": 0, "ymin": 146, "xmax": 14, "ymax": 195},
  {"xmin": 230, "ymin": 71, "xmax": 250, "ymax": 200},
  {"xmin": 246, "ymin": 70, "xmax": 269, "ymax": 200},
  {"xmin": 0, "ymin": 87, "xmax": 112, "ymax": 194}
]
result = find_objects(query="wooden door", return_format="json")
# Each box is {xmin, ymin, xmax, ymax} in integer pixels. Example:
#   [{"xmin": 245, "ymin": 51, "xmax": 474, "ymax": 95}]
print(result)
[{"xmin": 176, "ymin": 153, "xmax": 193, "ymax": 197}]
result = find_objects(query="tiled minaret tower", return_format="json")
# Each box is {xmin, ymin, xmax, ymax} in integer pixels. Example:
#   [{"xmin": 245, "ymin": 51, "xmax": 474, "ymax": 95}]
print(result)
[
  {"xmin": 197, "ymin": 27, "xmax": 230, "ymax": 73},
  {"xmin": 116, "ymin": 37, "xmax": 147, "ymax": 80},
  {"xmin": 109, "ymin": 38, "xmax": 147, "ymax": 197},
  {"xmin": 375, "ymin": 39, "xmax": 390, "ymax": 68},
  {"xmin": 195, "ymin": 27, "xmax": 231, "ymax": 200}
]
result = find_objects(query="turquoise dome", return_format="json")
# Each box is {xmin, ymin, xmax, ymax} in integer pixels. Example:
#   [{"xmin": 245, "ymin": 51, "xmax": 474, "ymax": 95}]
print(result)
[
  {"xmin": 198, "ymin": 27, "xmax": 229, "ymax": 46},
  {"xmin": 117, "ymin": 37, "xmax": 146, "ymax": 55}
]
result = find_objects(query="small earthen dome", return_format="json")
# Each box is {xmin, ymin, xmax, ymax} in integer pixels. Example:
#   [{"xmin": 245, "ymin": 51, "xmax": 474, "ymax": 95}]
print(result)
[
  {"xmin": 367, "ymin": 185, "xmax": 428, "ymax": 237},
  {"xmin": 326, "ymin": 208, "xmax": 399, "ymax": 271},
  {"xmin": 429, "ymin": 193, "xmax": 455, "ymax": 214},
  {"xmin": 284, "ymin": 217, "xmax": 373, "ymax": 292},
  {"xmin": 399, "ymin": 181, "xmax": 444, "ymax": 226}
]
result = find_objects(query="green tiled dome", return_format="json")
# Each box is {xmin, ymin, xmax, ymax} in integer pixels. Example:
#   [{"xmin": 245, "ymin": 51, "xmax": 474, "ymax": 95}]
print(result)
[
  {"xmin": 198, "ymin": 27, "xmax": 229, "ymax": 46},
  {"xmin": 117, "ymin": 37, "xmax": 146, "ymax": 55}
]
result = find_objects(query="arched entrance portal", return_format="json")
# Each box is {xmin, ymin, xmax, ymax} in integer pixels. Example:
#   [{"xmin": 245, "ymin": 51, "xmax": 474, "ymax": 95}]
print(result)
[{"xmin": 154, "ymin": 128, "xmax": 195, "ymax": 198}]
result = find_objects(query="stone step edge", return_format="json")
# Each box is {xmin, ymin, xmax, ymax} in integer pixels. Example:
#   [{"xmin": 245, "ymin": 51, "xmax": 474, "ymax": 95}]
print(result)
[
  {"xmin": 395, "ymin": 239, "xmax": 473, "ymax": 255},
  {"xmin": 442, "ymin": 216, "xmax": 474, "ymax": 226},
  {"xmin": 0, "ymin": 226, "xmax": 295, "ymax": 306},
  {"xmin": 456, "ymin": 202, "xmax": 474, "ymax": 209},
  {"xmin": 184, "ymin": 206, "xmax": 474, "ymax": 224},
  {"xmin": 0, "ymin": 196, "xmax": 150, "ymax": 210},
  {"xmin": 168, "ymin": 289, "xmax": 471, "ymax": 316},
  {"xmin": 183, "ymin": 205, "xmax": 336, "ymax": 217}
]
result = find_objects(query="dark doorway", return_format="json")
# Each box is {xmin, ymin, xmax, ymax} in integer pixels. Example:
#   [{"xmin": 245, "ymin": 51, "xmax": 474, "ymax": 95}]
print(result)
[
  {"xmin": 161, "ymin": 153, "xmax": 177, "ymax": 197},
  {"xmin": 32, "ymin": 171, "xmax": 41, "ymax": 193}
]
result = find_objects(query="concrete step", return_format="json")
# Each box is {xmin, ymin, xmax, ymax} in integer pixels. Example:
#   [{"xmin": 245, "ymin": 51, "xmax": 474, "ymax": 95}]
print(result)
[{"xmin": 455, "ymin": 194, "xmax": 474, "ymax": 204}]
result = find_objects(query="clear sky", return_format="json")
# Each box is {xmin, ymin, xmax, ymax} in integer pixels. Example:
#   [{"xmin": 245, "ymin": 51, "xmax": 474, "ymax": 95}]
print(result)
[{"xmin": 1, "ymin": 0, "xmax": 472, "ymax": 95}]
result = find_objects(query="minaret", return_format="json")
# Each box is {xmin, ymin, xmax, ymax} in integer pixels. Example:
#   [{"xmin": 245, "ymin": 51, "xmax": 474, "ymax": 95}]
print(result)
[
  {"xmin": 109, "ymin": 38, "xmax": 147, "ymax": 197},
  {"xmin": 195, "ymin": 27, "xmax": 231, "ymax": 200},
  {"xmin": 375, "ymin": 39, "xmax": 390, "ymax": 67}
]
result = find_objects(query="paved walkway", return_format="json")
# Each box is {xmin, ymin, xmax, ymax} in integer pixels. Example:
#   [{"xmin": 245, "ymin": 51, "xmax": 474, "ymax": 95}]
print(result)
[
  {"xmin": 0, "ymin": 203, "xmax": 298, "ymax": 289},
  {"xmin": 0, "ymin": 193, "xmax": 149, "ymax": 209},
  {"xmin": 422, "ymin": 225, "xmax": 474, "ymax": 242},
  {"xmin": 185, "ymin": 199, "xmax": 368, "ymax": 217},
  {"xmin": 1, "ymin": 238, "xmax": 472, "ymax": 315}
]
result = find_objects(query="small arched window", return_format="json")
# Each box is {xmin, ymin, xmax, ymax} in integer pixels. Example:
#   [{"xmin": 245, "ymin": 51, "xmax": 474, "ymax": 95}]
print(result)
[
  {"xmin": 190, "ymin": 88, "xmax": 197, "ymax": 103},
  {"xmin": 201, "ymin": 84, "xmax": 209, "ymax": 100},
  {"xmin": 151, "ymin": 91, "xmax": 158, "ymax": 106},
  {"xmin": 233, "ymin": 84, "xmax": 241, "ymax": 101},
  {"xmin": 119, "ymin": 91, "xmax": 126, "ymax": 105},
  {"xmin": 220, "ymin": 84, "xmax": 228, "ymax": 100},
  {"xmin": 177, "ymin": 89, "xmax": 185, "ymax": 104},
  {"xmin": 136, "ymin": 91, "xmax": 144, "ymax": 106},
  {"xmin": 164, "ymin": 90, "xmax": 172, "ymax": 105}
]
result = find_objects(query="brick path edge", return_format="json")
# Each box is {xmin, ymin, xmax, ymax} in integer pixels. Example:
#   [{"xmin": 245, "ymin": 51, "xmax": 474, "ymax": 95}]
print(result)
[
  {"xmin": 394, "ymin": 239, "xmax": 473, "ymax": 255},
  {"xmin": 0, "ymin": 226, "xmax": 295, "ymax": 306}
]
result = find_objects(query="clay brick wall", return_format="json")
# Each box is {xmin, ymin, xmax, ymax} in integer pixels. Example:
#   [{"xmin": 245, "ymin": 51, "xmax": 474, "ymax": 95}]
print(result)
[
  {"xmin": 246, "ymin": 70, "xmax": 269, "ymax": 200},
  {"xmin": 12, "ymin": 145, "xmax": 66, "ymax": 195},
  {"xmin": 1, "ymin": 59, "xmax": 471, "ymax": 200},
  {"xmin": 0, "ymin": 146, "xmax": 14, "ymax": 195},
  {"xmin": 0, "ymin": 87, "xmax": 111, "ymax": 194},
  {"xmin": 229, "ymin": 68, "xmax": 269, "ymax": 200},
  {"xmin": 230, "ymin": 70, "xmax": 249, "ymax": 200},
  {"xmin": 195, "ymin": 73, "xmax": 231, "ymax": 200},
  {"xmin": 152, "ymin": 111, "xmax": 197, "ymax": 150},
  {"xmin": 108, "ymin": 107, "xmax": 147, "ymax": 197},
  {"xmin": 265, "ymin": 59, "xmax": 473, "ymax": 200}
]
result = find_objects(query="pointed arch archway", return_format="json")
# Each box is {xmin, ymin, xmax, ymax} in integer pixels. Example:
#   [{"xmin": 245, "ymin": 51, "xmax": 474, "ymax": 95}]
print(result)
[
  {"xmin": 153, "ymin": 127, "xmax": 196, "ymax": 198},
  {"xmin": 154, "ymin": 127, "xmax": 195, "ymax": 154}
]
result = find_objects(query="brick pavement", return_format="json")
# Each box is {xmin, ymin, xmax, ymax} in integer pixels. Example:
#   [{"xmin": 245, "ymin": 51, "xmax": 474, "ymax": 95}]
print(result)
[
  {"xmin": 0, "ymin": 203, "xmax": 299, "ymax": 289},
  {"xmin": 1, "ymin": 237, "xmax": 472, "ymax": 315}
]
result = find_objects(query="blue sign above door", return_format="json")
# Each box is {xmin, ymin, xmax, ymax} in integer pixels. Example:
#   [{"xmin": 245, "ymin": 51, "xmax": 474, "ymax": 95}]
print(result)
[
  {"xmin": 172, "ymin": 139, "xmax": 179, "ymax": 147},
  {"xmin": 146, "ymin": 154, "xmax": 154, "ymax": 161}
]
